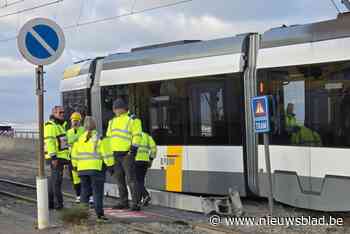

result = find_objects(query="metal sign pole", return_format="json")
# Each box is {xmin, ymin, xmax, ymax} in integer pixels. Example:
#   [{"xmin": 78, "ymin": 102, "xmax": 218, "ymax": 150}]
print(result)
[
  {"xmin": 252, "ymin": 95, "xmax": 274, "ymax": 216},
  {"xmin": 263, "ymin": 133, "xmax": 273, "ymax": 215},
  {"xmin": 36, "ymin": 65, "xmax": 45, "ymax": 178},
  {"xmin": 35, "ymin": 65, "xmax": 49, "ymax": 229}
]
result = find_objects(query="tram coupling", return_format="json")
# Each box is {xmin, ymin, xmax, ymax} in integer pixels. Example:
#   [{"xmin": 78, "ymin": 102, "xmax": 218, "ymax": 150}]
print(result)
[{"xmin": 201, "ymin": 188, "xmax": 244, "ymax": 217}]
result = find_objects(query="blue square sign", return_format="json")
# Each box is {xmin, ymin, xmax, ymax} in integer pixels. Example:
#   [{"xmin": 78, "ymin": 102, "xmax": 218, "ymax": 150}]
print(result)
[{"xmin": 251, "ymin": 96, "xmax": 270, "ymax": 133}]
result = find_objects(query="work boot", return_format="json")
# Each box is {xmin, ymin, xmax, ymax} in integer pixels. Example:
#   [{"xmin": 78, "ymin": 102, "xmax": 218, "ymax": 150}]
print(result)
[
  {"xmin": 55, "ymin": 204, "xmax": 64, "ymax": 210},
  {"xmin": 97, "ymin": 215, "xmax": 110, "ymax": 224},
  {"xmin": 129, "ymin": 204, "xmax": 141, "ymax": 211},
  {"xmin": 49, "ymin": 203, "xmax": 55, "ymax": 210},
  {"xmin": 89, "ymin": 196, "xmax": 94, "ymax": 205},
  {"xmin": 112, "ymin": 203, "xmax": 129, "ymax": 209},
  {"xmin": 141, "ymin": 195, "xmax": 151, "ymax": 207},
  {"xmin": 88, "ymin": 196, "xmax": 94, "ymax": 208}
]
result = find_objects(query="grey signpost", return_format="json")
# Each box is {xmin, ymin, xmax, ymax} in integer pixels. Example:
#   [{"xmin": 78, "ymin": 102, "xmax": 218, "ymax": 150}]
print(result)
[
  {"xmin": 251, "ymin": 95, "xmax": 274, "ymax": 215},
  {"xmin": 17, "ymin": 18, "xmax": 65, "ymax": 230}
]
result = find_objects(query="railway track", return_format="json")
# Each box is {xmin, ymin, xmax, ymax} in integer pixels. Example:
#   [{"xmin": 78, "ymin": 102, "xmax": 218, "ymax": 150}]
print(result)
[
  {"xmin": 126, "ymin": 222, "xmax": 238, "ymax": 234},
  {"xmin": 0, "ymin": 178, "xmax": 236, "ymax": 233},
  {"xmin": 0, "ymin": 178, "xmax": 74, "ymax": 202}
]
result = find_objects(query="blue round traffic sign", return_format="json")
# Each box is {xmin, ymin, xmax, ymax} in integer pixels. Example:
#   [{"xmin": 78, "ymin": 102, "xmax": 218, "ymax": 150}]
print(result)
[{"xmin": 18, "ymin": 18, "xmax": 65, "ymax": 65}]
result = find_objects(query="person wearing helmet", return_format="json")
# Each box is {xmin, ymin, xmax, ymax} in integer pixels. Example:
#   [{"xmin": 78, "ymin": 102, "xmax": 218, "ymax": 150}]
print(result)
[{"xmin": 67, "ymin": 112, "xmax": 86, "ymax": 203}]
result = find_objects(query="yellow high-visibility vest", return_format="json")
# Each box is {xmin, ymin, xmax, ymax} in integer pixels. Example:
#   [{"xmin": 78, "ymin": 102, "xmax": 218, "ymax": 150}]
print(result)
[
  {"xmin": 106, "ymin": 112, "xmax": 142, "ymax": 152},
  {"xmin": 44, "ymin": 120, "xmax": 69, "ymax": 160},
  {"xmin": 291, "ymin": 126, "xmax": 322, "ymax": 147},
  {"xmin": 285, "ymin": 113, "xmax": 297, "ymax": 129},
  {"xmin": 135, "ymin": 132, "xmax": 157, "ymax": 162},
  {"xmin": 71, "ymin": 131, "xmax": 114, "ymax": 172},
  {"xmin": 67, "ymin": 126, "xmax": 85, "ymax": 184},
  {"xmin": 67, "ymin": 126, "xmax": 85, "ymax": 147}
]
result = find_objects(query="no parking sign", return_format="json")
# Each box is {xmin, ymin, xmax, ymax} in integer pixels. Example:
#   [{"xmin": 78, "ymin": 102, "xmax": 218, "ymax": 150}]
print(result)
[{"xmin": 17, "ymin": 18, "xmax": 65, "ymax": 65}]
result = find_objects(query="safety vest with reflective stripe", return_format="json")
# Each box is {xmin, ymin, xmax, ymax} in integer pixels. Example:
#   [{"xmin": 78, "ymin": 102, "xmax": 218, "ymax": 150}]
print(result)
[
  {"xmin": 67, "ymin": 126, "xmax": 85, "ymax": 163},
  {"xmin": 71, "ymin": 131, "xmax": 115, "ymax": 172},
  {"xmin": 44, "ymin": 120, "xmax": 69, "ymax": 160},
  {"xmin": 106, "ymin": 112, "xmax": 142, "ymax": 152},
  {"xmin": 135, "ymin": 132, "xmax": 157, "ymax": 162}
]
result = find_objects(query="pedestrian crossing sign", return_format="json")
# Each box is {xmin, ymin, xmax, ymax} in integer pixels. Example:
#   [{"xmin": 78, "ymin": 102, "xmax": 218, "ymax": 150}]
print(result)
[{"xmin": 251, "ymin": 96, "xmax": 270, "ymax": 133}]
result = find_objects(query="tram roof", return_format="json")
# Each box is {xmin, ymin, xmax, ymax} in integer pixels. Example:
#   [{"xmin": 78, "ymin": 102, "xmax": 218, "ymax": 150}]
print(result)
[
  {"xmin": 261, "ymin": 13, "xmax": 350, "ymax": 48},
  {"xmin": 102, "ymin": 35, "xmax": 247, "ymax": 71},
  {"xmin": 102, "ymin": 14, "xmax": 350, "ymax": 71}
]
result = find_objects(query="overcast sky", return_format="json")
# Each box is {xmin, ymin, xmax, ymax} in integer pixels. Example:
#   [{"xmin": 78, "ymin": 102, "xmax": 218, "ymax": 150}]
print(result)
[{"xmin": 0, "ymin": 0, "xmax": 346, "ymax": 123}]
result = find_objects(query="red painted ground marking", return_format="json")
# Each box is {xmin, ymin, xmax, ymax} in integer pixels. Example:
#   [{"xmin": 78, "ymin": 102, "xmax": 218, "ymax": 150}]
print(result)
[{"xmin": 104, "ymin": 208, "xmax": 156, "ymax": 218}]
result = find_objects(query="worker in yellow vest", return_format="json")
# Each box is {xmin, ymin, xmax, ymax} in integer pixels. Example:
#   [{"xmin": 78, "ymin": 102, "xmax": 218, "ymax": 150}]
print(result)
[
  {"xmin": 71, "ymin": 116, "xmax": 114, "ymax": 223},
  {"xmin": 106, "ymin": 98, "xmax": 142, "ymax": 211},
  {"xmin": 135, "ymin": 132, "xmax": 157, "ymax": 207},
  {"xmin": 291, "ymin": 125, "xmax": 322, "ymax": 147},
  {"xmin": 44, "ymin": 106, "xmax": 69, "ymax": 210},
  {"xmin": 285, "ymin": 103, "xmax": 298, "ymax": 132},
  {"xmin": 67, "ymin": 112, "xmax": 85, "ymax": 203}
]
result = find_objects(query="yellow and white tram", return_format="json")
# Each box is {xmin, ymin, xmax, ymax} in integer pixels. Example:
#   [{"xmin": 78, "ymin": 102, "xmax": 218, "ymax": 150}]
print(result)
[{"xmin": 60, "ymin": 14, "xmax": 350, "ymax": 211}]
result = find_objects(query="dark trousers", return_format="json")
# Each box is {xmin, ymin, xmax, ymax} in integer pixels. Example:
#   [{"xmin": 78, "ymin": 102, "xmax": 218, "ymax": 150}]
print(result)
[
  {"xmin": 73, "ymin": 184, "xmax": 81, "ymax": 197},
  {"xmin": 113, "ymin": 153, "xmax": 140, "ymax": 206},
  {"xmin": 48, "ymin": 161, "xmax": 64, "ymax": 208},
  {"xmin": 80, "ymin": 173, "xmax": 105, "ymax": 217},
  {"xmin": 135, "ymin": 161, "xmax": 150, "ymax": 202}
]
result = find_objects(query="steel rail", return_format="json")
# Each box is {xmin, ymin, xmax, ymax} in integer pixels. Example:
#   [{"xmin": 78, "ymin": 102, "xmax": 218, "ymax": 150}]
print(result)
[
  {"xmin": 0, "ymin": 179, "xmax": 238, "ymax": 233},
  {"xmin": 0, "ymin": 178, "xmax": 75, "ymax": 199}
]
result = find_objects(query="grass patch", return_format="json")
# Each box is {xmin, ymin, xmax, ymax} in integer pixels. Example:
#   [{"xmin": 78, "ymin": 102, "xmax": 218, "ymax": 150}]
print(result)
[{"xmin": 60, "ymin": 204, "xmax": 90, "ymax": 225}]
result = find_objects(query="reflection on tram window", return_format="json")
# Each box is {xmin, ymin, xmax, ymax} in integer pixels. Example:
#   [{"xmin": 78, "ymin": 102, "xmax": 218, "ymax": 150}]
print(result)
[
  {"xmin": 62, "ymin": 89, "xmax": 89, "ymax": 124},
  {"xmin": 129, "ymin": 74, "xmax": 243, "ymax": 146},
  {"xmin": 189, "ymin": 82, "xmax": 225, "ymax": 138},
  {"xmin": 284, "ymin": 102, "xmax": 322, "ymax": 147},
  {"xmin": 139, "ymin": 80, "xmax": 187, "ymax": 145},
  {"xmin": 259, "ymin": 61, "xmax": 350, "ymax": 148},
  {"xmin": 284, "ymin": 81, "xmax": 305, "ymax": 126}
]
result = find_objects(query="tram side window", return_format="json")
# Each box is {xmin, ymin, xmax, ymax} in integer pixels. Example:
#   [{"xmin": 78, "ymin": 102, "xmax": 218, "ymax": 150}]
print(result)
[
  {"xmin": 259, "ymin": 61, "xmax": 350, "ymax": 148},
  {"xmin": 188, "ymin": 81, "xmax": 229, "ymax": 144},
  {"xmin": 134, "ymin": 75, "xmax": 242, "ymax": 146},
  {"xmin": 62, "ymin": 89, "xmax": 89, "ymax": 122},
  {"xmin": 147, "ymin": 81, "xmax": 187, "ymax": 145},
  {"xmin": 100, "ymin": 85, "xmax": 129, "ymax": 133},
  {"xmin": 307, "ymin": 62, "xmax": 350, "ymax": 148}
]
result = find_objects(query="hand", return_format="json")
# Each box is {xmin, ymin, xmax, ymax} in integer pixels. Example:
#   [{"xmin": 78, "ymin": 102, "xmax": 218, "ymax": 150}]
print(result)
[
  {"xmin": 51, "ymin": 159, "xmax": 59, "ymax": 168},
  {"xmin": 129, "ymin": 146, "xmax": 138, "ymax": 158}
]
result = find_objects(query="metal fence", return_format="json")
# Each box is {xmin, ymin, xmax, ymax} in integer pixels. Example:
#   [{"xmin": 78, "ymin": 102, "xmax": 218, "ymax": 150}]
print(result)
[
  {"xmin": 0, "ymin": 130, "xmax": 14, "ymax": 137},
  {"xmin": 13, "ymin": 130, "xmax": 39, "ymax": 139},
  {"xmin": 12, "ymin": 130, "xmax": 39, "ymax": 139}
]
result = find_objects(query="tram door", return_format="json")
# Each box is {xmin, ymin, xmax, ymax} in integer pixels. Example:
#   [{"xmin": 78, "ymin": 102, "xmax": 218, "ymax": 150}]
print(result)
[{"xmin": 257, "ymin": 67, "xmax": 315, "ymax": 207}]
